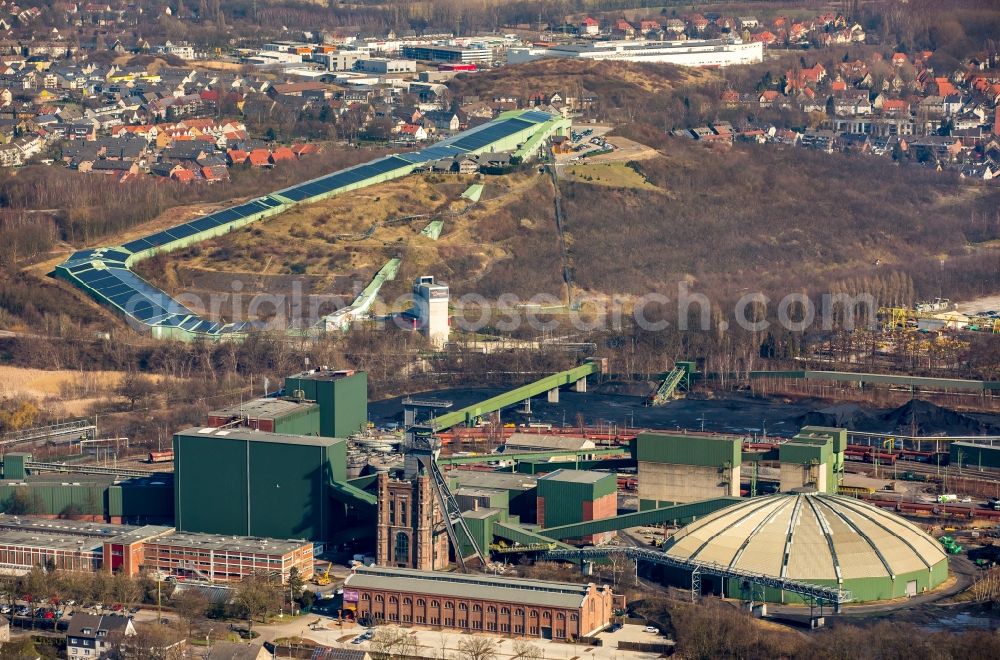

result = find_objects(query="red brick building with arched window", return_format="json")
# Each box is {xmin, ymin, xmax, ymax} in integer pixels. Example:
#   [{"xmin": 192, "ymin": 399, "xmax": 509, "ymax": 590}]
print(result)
[{"xmin": 344, "ymin": 566, "xmax": 618, "ymax": 640}]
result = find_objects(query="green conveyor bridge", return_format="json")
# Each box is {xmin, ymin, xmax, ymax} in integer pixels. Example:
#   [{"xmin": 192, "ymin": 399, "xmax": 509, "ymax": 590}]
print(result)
[
  {"xmin": 537, "ymin": 497, "xmax": 740, "ymax": 540},
  {"xmin": 650, "ymin": 367, "xmax": 686, "ymax": 406},
  {"xmin": 430, "ymin": 361, "xmax": 602, "ymax": 431}
]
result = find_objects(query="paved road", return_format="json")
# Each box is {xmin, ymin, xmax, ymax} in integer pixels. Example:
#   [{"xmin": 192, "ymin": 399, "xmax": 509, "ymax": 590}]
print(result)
[{"xmin": 766, "ymin": 555, "xmax": 978, "ymax": 621}]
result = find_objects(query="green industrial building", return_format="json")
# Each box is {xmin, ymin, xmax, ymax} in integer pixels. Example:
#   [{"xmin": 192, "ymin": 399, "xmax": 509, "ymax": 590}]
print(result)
[
  {"xmin": 448, "ymin": 472, "xmax": 539, "ymax": 523},
  {"xmin": 950, "ymin": 441, "xmax": 1000, "ymax": 470},
  {"xmin": 284, "ymin": 369, "xmax": 368, "ymax": 438},
  {"xmin": 0, "ymin": 453, "xmax": 172, "ymax": 523},
  {"xmin": 537, "ymin": 470, "xmax": 617, "ymax": 545},
  {"xmin": 636, "ymin": 432, "xmax": 742, "ymax": 507},
  {"xmin": 208, "ymin": 398, "xmax": 321, "ymax": 436},
  {"xmin": 798, "ymin": 426, "xmax": 847, "ymax": 480},
  {"xmin": 173, "ymin": 427, "xmax": 353, "ymax": 541},
  {"xmin": 778, "ymin": 435, "xmax": 836, "ymax": 494}
]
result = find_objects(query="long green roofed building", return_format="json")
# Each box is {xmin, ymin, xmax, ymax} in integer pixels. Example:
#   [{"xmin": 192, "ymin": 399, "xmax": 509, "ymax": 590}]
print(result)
[{"xmin": 53, "ymin": 110, "xmax": 569, "ymax": 341}]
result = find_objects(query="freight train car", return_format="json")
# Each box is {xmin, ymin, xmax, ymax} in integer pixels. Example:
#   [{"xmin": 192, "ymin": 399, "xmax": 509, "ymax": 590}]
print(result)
[{"xmin": 147, "ymin": 450, "xmax": 174, "ymax": 464}]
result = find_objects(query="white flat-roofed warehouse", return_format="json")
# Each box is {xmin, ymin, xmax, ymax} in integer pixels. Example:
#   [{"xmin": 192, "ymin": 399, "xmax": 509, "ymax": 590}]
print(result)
[{"xmin": 508, "ymin": 38, "xmax": 763, "ymax": 67}]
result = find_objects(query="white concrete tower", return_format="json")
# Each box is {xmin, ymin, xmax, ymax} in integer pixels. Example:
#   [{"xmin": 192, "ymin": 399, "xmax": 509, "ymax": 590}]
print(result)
[{"xmin": 413, "ymin": 276, "xmax": 449, "ymax": 348}]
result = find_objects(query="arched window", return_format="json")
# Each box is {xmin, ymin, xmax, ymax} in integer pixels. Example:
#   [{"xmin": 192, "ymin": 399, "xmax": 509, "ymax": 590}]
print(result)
[
  {"xmin": 529, "ymin": 609, "xmax": 538, "ymax": 618},
  {"xmin": 459, "ymin": 603, "xmax": 468, "ymax": 611},
  {"xmin": 445, "ymin": 601, "xmax": 454, "ymax": 610},
  {"xmin": 375, "ymin": 595, "xmax": 384, "ymax": 603},
  {"xmin": 389, "ymin": 596, "xmax": 398, "ymax": 604},
  {"xmin": 515, "ymin": 608, "xmax": 524, "ymax": 616},
  {"xmin": 431, "ymin": 600, "xmax": 440, "ymax": 608},
  {"xmin": 487, "ymin": 605, "xmax": 496, "ymax": 614},
  {"xmin": 473, "ymin": 604, "xmax": 482, "ymax": 612},
  {"xmin": 362, "ymin": 593, "xmax": 370, "ymax": 601},
  {"xmin": 417, "ymin": 599, "xmax": 426, "ymax": 607},
  {"xmin": 542, "ymin": 611, "xmax": 551, "ymax": 620},
  {"xmin": 403, "ymin": 597, "xmax": 411, "ymax": 605},
  {"xmin": 556, "ymin": 612, "xmax": 565, "ymax": 620},
  {"xmin": 500, "ymin": 607, "xmax": 509, "ymax": 615},
  {"xmin": 570, "ymin": 614, "xmax": 578, "ymax": 621},
  {"xmin": 393, "ymin": 532, "xmax": 409, "ymax": 564}
]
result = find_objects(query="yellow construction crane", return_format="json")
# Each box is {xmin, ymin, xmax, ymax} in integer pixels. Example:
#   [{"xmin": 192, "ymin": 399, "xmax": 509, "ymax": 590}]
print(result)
[{"xmin": 312, "ymin": 562, "xmax": 333, "ymax": 586}]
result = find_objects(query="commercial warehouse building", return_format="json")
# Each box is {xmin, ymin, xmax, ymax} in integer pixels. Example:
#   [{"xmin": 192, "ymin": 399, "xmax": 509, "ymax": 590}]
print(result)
[
  {"xmin": 140, "ymin": 532, "xmax": 313, "ymax": 583},
  {"xmin": 401, "ymin": 44, "xmax": 491, "ymax": 64},
  {"xmin": 0, "ymin": 516, "xmax": 313, "ymax": 583},
  {"xmin": 507, "ymin": 38, "xmax": 763, "ymax": 67},
  {"xmin": 950, "ymin": 441, "xmax": 1000, "ymax": 470},
  {"xmin": 0, "ymin": 454, "xmax": 173, "ymax": 523},
  {"xmin": 345, "ymin": 566, "xmax": 617, "ymax": 639}
]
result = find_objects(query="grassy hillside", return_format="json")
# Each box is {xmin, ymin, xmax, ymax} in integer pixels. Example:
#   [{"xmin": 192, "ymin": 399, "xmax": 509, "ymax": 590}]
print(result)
[{"xmin": 140, "ymin": 170, "xmax": 565, "ymax": 320}]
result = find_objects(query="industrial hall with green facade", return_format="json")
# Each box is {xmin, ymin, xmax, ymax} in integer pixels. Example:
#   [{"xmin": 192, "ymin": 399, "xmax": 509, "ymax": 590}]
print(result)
[{"xmin": 0, "ymin": 362, "xmax": 960, "ymax": 622}]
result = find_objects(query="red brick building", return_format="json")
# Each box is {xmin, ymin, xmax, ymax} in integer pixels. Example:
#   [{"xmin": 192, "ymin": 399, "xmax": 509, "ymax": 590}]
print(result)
[
  {"xmin": 376, "ymin": 473, "xmax": 449, "ymax": 570},
  {"xmin": 345, "ymin": 566, "xmax": 617, "ymax": 640}
]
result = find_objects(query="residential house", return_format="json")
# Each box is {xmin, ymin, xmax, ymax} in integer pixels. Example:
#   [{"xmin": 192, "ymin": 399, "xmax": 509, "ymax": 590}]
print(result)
[
  {"xmin": 172, "ymin": 167, "xmax": 196, "ymax": 183},
  {"xmin": 201, "ymin": 164, "xmax": 230, "ymax": 182},
  {"xmin": 206, "ymin": 642, "xmax": 272, "ymax": 660},
  {"xmin": 90, "ymin": 159, "xmax": 138, "ymax": 176},
  {"xmin": 910, "ymin": 135, "xmax": 963, "ymax": 161},
  {"xmin": 150, "ymin": 161, "xmax": 182, "ymax": 177},
  {"xmin": 613, "ymin": 20, "xmax": 636, "ymax": 38},
  {"xmin": 801, "ymin": 129, "xmax": 838, "ymax": 152},
  {"xmin": 291, "ymin": 143, "xmax": 320, "ymax": 157},
  {"xmin": 66, "ymin": 613, "xmax": 135, "ymax": 659},
  {"xmin": 397, "ymin": 123, "xmax": 427, "ymax": 140},
  {"xmin": 580, "ymin": 17, "xmax": 600, "ymax": 36},
  {"xmin": 758, "ymin": 90, "xmax": 784, "ymax": 108},
  {"xmin": 422, "ymin": 110, "xmax": 459, "ymax": 132},
  {"xmin": 246, "ymin": 149, "xmax": 271, "ymax": 167},
  {"xmin": 269, "ymin": 146, "xmax": 296, "ymax": 164}
]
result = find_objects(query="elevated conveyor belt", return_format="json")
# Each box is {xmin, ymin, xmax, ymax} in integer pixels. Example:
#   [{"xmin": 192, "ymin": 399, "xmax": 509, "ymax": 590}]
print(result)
[
  {"xmin": 329, "ymin": 478, "xmax": 377, "ymax": 508},
  {"xmin": 437, "ymin": 447, "xmax": 626, "ymax": 466},
  {"xmin": 650, "ymin": 367, "xmax": 685, "ymax": 406},
  {"xmin": 430, "ymin": 362, "xmax": 601, "ymax": 430},
  {"xmin": 748, "ymin": 370, "xmax": 1000, "ymax": 392},
  {"xmin": 493, "ymin": 521, "xmax": 574, "ymax": 551}
]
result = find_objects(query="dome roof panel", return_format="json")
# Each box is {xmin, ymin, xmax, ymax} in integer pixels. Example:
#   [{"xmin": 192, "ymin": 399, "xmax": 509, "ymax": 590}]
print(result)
[{"xmin": 662, "ymin": 492, "xmax": 948, "ymax": 593}]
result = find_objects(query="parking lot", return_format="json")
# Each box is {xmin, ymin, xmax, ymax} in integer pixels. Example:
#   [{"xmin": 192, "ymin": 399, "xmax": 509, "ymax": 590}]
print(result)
[{"xmin": 301, "ymin": 622, "xmax": 668, "ymax": 659}]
